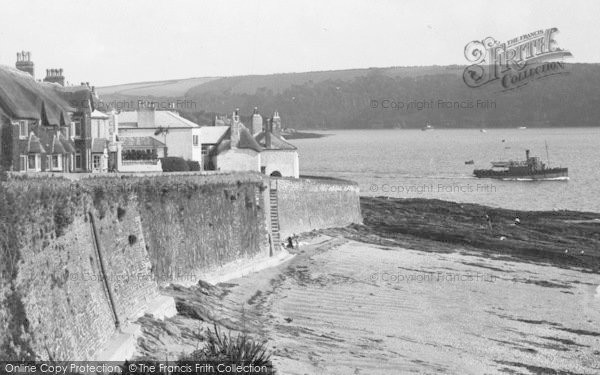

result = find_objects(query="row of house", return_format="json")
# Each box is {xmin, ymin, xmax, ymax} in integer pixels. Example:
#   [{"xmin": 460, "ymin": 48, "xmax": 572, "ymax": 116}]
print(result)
[{"xmin": 0, "ymin": 51, "xmax": 299, "ymax": 178}]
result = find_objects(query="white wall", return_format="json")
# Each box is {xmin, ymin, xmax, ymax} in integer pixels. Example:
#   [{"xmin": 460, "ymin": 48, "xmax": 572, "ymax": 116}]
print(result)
[
  {"xmin": 261, "ymin": 150, "xmax": 299, "ymax": 178},
  {"xmin": 213, "ymin": 148, "xmax": 260, "ymax": 172},
  {"xmin": 118, "ymin": 160, "xmax": 163, "ymax": 172},
  {"xmin": 191, "ymin": 128, "xmax": 203, "ymax": 163},
  {"xmin": 118, "ymin": 128, "xmax": 193, "ymax": 160}
]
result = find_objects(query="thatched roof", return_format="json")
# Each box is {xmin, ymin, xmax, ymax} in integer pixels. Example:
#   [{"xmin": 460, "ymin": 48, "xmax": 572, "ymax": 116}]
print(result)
[{"xmin": 0, "ymin": 65, "xmax": 94, "ymax": 126}]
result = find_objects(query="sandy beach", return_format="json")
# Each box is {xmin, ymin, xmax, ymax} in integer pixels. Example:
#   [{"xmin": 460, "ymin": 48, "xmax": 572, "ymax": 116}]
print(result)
[{"xmin": 136, "ymin": 227, "xmax": 600, "ymax": 374}]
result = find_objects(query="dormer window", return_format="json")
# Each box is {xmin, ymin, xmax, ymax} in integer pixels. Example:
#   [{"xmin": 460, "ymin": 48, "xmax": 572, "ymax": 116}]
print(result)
[{"xmin": 18, "ymin": 120, "xmax": 28, "ymax": 139}]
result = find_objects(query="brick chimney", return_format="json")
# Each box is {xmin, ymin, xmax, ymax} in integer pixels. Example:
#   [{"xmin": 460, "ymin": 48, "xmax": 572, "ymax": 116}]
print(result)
[
  {"xmin": 251, "ymin": 106, "xmax": 263, "ymax": 135},
  {"xmin": 15, "ymin": 51, "xmax": 35, "ymax": 77},
  {"xmin": 265, "ymin": 117, "xmax": 272, "ymax": 149},
  {"xmin": 230, "ymin": 109, "xmax": 241, "ymax": 148},
  {"xmin": 272, "ymin": 111, "xmax": 281, "ymax": 135},
  {"xmin": 137, "ymin": 101, "xmax": 156, "ymax": 128},
  {"xmin": 44, "ymin": 68, "xmax": 65, "ymax": 86}
]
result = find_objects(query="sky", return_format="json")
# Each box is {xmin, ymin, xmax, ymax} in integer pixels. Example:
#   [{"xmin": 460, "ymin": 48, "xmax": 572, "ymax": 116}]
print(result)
[{"xmin": 0, "ymin": 0, "xmax": 598, "ymax": 86}]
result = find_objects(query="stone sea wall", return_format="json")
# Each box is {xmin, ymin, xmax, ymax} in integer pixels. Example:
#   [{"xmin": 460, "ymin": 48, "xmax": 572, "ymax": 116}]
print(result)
[
  {"xmin": 0, "ymin": 173, "xmax": 270, "ymax": 360},
  {"xmin": 0, "ymin": 172, "xmax": 360, "ymax": 360},
  {"xmin": 274, "ymin": 176, "xmax": 363, "ymax": 239}
]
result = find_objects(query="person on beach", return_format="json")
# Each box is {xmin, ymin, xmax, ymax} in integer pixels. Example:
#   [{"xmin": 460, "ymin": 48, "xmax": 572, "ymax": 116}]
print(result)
[{"xmin": 485, "ymin": 213, "xmax": 493, "ymax": 232}]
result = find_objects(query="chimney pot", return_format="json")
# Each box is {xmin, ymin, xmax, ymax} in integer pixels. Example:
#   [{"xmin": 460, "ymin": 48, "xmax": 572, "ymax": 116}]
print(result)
[{"xmin": 265, "ymin": 118, "xmax": 272, "ymax": 148}]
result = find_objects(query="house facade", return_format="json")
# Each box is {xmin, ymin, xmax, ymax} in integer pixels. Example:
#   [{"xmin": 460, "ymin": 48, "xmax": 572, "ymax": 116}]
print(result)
[
  {"xmin": 117, "ymin": 104, "xmax": 203, "ymax": 163},
  {"xmin": 0, "ymin": 54, "xmax": 97, "ymax": 173},
  {"xmin": 254, "ymin": 113, "xmax": 299, "ymax": 178},
  {"xmin": 210, "ymin": 110, "xmax": 263, "ymax": 172},
  {"xmin": 197, "ymin": 125, "xmax": 228, "ymax": 170}
]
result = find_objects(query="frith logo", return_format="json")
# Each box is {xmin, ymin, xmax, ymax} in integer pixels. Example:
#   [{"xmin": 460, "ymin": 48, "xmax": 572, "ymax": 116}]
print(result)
[{"xmin": 463, "ymin": 28, "xmax": 572, "ymax": 91}]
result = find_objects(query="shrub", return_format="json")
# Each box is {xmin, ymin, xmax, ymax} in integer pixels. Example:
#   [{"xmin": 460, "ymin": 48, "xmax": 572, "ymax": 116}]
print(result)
[
  {"xmin": 180, "ymin": 324, "xmax": 275, "ymax": 373},
  {"xmin": 186, "ymin": 160, "xmax": 201, "ymax": 171},
  {"xmin": 160, "ymin": 157, "xmax": 189, "ymax": 172}
]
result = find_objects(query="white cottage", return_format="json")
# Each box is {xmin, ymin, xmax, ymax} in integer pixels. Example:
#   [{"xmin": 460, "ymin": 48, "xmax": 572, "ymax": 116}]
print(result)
[
  {"xmin": 210, "ymin": 110, "xmax": 263, "ymax": 172},
  {"xmin": 254, "ymin": 113, "xmax": 299, "ymax": 178}
]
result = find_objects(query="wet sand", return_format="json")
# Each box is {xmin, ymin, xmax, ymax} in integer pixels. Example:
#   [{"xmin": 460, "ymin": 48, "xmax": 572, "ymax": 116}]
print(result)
[{"xmin": 135, "ymin": 198, "xmax": 600, "ymax": 374}]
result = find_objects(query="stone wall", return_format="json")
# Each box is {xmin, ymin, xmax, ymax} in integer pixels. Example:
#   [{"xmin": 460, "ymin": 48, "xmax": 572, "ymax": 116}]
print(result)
[
  {"xmin": 274, "ymin": 176, "xmax": 362, "ymax": 239},
  {"xmin": 0, "ymin": 173, "xmax": 271, "ymax": 360},
  {"xmin": 128, "ymin": 174, "xmax": 270, "ymax": 285},
  {"xmin": 0, "ymin": 172, "xmax": 359, "ymax": 360}
]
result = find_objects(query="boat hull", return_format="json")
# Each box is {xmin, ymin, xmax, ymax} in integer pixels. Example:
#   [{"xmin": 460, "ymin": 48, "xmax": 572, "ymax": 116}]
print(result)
[{"xmin": 473, "ymin": 168, "xmax": 568, "ymax": 180}]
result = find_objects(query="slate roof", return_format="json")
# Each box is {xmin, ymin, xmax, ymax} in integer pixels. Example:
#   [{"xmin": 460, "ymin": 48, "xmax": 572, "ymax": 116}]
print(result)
[
  {"xmin": 91, "ymin": 109, "xmax": 109, "ymax": 119},
  {"xmin": 59, "ymin": 134, "xmax": 76, "ymax": 153},
  {"xmin": 214, "ymin": 124, "xmax": 263, "ymax": 154},
  {"xmin": 198, "ymin": 125, "xmax": 229, "ymax": 144},
  {"xmin": 254, "ymin": 131, "xmax": 297, "ymax": 150},
  {"xmin": 51, "ymin": 135, "xmax": 66, "ymax": 154},
  {"xmin": 120, "ymin": 136, "xmax": 166, "ymax": 149},
  {"xmin": 27, "ymin": 133, "xmax": 46, "ymax": 154},
  {"xmin": 118, "ymin": 110, "xmax": 200, "ymax": 128},
  {"xmin": 92, "ymin": 138, "xmax": 108, "ymax": 153}
]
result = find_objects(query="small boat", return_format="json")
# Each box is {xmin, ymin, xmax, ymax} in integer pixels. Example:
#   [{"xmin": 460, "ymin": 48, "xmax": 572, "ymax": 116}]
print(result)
[
  {"xmin": 465, "ymin": 160, "xmax": 474, "ymax": 165},
  {"xmin": 517, "ymin": 126, "xmax": 527, "ymax": 130},
  {"xmin": 422, "ymin": 121, "xmax": 434, "ymax": 131},
  {"xmin": 480, "ymin": 129, "xmax": 487, "ymax": 133},
  {"xmin": 474, "ymin": 149, "xmax": 568, "ymax": 180}
]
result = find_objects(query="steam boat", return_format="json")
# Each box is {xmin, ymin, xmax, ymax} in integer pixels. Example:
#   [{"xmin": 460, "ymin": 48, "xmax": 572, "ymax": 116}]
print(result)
[
  {"xmin": 474, "ymin": 149, "xmax": 568, "ymax": 180},
  {"xmin": 422, "ymin": 121, "xmax": 434, "ymax": 131}
]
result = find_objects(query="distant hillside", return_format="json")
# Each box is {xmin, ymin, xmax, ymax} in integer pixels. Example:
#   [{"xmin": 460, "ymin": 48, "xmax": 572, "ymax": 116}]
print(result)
[
  {"xmin": 97, "ymin": 64, "xmax": 600, "ymax": 129},
  {"xmin": 97, "ymin": 66, "xmax": 461, "ymax": 97},
  {"xmin": 97, "ymin": 77, "xmax": 220, "ymax": 97}
]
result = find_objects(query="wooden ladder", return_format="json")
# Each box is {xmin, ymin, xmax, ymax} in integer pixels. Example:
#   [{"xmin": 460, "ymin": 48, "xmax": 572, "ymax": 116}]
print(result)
[{"xmin": 269, "ymin": 188, "xmax": 281, "ymax": 245}]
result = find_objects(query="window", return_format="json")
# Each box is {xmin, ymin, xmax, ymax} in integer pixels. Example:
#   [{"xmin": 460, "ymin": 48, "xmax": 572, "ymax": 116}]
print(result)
[
  {"xmin": 201, "ymin": 144, "xmax": 212, "ymax": 156},
  {"xmin": 193, "ymin": 135, "xmax": 199, "ymax": 146},
  {"xmin": 52, "ymin": 155, "xmax": 61, "ymax": 170},
  {"xmin": 91, "ymin": 119, "xmax": 104, "ymax": 139},
  {"xmin": 73, "ymin": 121, "xmax": 82, "ymax": 138},
  {"xmin": 28, "ymin": 154, "xmax": 39, "ymax": 171},
  {"xmin": 19, "ymin": 155, "xmax": 27, "ymax": 171},
  {"xmin": 93, "ymin": 155, "xmax": 101, "ymax": 169},
  {"xmin": 75, "ymin": 152, "xmax": 82, "ymax": 170},
  {"xmin": 19, "ymin": 120, "xmax": 28, "ymax": 138}
]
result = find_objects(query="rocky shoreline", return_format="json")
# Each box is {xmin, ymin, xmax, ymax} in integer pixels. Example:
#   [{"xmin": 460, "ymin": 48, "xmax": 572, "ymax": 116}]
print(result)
[{"xmin": 344, "ymin": 197, "xmax": 600, "ymax": 272}]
